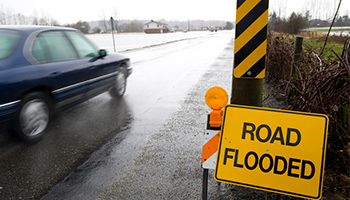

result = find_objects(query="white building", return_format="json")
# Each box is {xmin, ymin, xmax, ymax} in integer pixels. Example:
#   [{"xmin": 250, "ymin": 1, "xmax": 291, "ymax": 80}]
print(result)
[{"xmin": 144, "ymin": 20, "xmax": 168, "ymax": 34}]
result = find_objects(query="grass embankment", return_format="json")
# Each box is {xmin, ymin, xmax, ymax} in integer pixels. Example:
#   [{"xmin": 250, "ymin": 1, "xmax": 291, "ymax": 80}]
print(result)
[
  {"xmin": 299, "ymin": 31, "xmax": 349, "ymax": 56},
  {"xmin": 266, "ymin": 32, "xmax": 350, "ymax": 199}
]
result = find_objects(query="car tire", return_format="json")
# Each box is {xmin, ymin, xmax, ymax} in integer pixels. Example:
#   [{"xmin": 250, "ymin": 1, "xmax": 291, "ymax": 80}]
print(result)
[
  {"xmin": 13, "ymin": 92, "xmax": 51, "ymax": 143},
  {"xmin": 109, "ymin": 67, "xmax": 127, "ymax": 98}
]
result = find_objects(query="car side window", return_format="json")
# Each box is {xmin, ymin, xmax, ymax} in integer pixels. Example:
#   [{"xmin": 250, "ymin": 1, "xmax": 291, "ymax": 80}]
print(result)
[
  {"xmin": 0, "ymin": 30, "xmax": 22, "ymax": 60},
  {"xmin": 32, "ymin": 31, "xmax": 78, "ymax": 63},
  {"xmin": 65, "ymin": 31, "xmax": 98, "ymax": 58}
]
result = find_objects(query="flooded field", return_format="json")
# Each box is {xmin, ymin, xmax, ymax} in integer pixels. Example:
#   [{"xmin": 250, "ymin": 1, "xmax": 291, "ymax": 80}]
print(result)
[
  {"xmin": 86, "ymin": 31, "xmax": 217, "ymax": 53},
  {"xmin": 303, "ymin": 26, "xmax": 350, "ymax": 36}
]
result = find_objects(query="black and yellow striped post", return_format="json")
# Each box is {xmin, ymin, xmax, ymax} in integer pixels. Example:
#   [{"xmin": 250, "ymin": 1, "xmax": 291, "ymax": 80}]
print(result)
[{"xmin": 231, "ymin": 0, "xmax": 269, "ymax": 107}]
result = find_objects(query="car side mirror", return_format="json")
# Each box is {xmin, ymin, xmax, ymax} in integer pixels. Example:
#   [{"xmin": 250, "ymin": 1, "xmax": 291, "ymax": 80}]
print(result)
[{"xmin": 98, "ymin": 49, "xmax": 107, "ymax": 58}]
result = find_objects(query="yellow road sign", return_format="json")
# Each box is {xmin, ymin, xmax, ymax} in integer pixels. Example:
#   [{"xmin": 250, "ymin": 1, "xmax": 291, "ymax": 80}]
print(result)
[
  {"xmin": 234, "ymin": 0, "xmax": 268, "ymax": 78},
  {"xmin": 214, "ymin": 105, "xmax": 329, "ymax": 199}
]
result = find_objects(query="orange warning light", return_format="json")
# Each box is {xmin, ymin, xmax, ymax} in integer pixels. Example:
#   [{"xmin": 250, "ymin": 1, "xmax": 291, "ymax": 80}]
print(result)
[{"xmin": 205, "ymin": 87, "xmax": 228, "ymax": 128}]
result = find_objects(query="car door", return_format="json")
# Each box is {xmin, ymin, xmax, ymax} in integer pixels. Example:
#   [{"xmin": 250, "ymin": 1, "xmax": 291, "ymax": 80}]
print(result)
[
  {"xmin": 31, "ymin": 30, "xmax": 90, "ymax": 108},
  {"xmin": 65, "ymin": 31, "xmax": 117, "ymax": 98}
]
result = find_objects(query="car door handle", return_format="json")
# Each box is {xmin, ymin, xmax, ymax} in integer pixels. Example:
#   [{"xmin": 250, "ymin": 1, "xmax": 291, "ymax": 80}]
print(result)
[{"xmin": 89, "ymin": 65, "xmax": 98, "ymax": 70}]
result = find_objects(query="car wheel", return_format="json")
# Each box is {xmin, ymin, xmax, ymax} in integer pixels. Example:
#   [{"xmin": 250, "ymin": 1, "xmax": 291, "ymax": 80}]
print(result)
[
  {"xmin": 109, "ymin": 67, "xmax": 127, "ymax": 98},
  {"xmin": 13, "ymin": 92, "xmax": 51, "ymax": 143}
]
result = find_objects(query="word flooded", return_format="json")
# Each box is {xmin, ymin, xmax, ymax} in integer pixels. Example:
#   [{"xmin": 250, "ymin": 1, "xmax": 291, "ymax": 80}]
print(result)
[{"xmin": 222, "ymin": 122, "xmax": 315, "ymax": 179}]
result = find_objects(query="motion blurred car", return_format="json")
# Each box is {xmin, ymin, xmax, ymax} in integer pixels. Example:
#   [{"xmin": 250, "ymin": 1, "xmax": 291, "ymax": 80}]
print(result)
[{"xmin": 0, "ymin": 25, "xmax": 132, "ymax": 142}]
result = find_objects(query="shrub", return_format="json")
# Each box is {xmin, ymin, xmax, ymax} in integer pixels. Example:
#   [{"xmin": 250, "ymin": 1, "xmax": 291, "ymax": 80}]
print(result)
[{"xmin": 266, "ymin": 33, "xmax": 350, "ymax": 197}]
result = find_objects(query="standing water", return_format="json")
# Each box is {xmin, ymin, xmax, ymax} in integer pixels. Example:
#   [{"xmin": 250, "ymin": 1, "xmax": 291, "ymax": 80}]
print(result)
[{"xmin": 86, "ymin": 31, "xmax": 214, "ymax": 53}]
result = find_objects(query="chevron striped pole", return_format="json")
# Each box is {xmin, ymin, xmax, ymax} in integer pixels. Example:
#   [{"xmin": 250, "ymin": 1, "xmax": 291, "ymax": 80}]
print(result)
[{"xmin": 231, "ymin": 0, "xmax": 269, "ymax": 107}]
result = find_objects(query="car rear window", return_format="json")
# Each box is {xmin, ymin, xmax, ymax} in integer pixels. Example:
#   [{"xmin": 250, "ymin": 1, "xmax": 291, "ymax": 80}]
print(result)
[{"xmin": 0, "ymin": 30, "xmax": 22, "ymax": 60}]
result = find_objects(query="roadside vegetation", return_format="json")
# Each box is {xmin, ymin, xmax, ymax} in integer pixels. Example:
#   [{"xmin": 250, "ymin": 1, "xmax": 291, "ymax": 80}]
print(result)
[
  {"xmin": 267, "ymin": 5, "xmax": 350, "ymax": 199},
  {"xmin": 266, "ymin": 31, "xmax": 349, "ymax": 200}
]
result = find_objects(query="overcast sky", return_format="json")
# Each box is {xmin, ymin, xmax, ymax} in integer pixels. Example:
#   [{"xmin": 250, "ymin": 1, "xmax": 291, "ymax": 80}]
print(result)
[{"xmin": 1, "ymin": 0, "xmax": 349, "ymax": 24}]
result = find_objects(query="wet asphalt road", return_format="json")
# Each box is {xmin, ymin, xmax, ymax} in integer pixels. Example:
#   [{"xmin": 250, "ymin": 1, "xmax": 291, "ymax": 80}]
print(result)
[
  {"xmin": 40, "ymin": 32, "xmax": 235, "ymax": 200},
  {"xmin": 0, "ymin": 31, "xmax": 237, "ymax": 199},
  {"xmin": 0, "ymin": 93, "xmax": 132, "ymax": 199},
  {"xmin": 0, "ymin": 31, "xmax": 292, "ymax": 200},
  {"xmin": 40, "ymin": 31, "xmax": 289, "ymax": 200}
]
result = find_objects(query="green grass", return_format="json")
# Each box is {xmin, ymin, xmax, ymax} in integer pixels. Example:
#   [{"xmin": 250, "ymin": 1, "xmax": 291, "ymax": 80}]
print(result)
[
  {"xmin": 303, "ymin": 37, "xmax": 345, "ymax": 57},
  {"xmin": 271, "ymin": 32, "xmax": 348, "ymax": 57}
]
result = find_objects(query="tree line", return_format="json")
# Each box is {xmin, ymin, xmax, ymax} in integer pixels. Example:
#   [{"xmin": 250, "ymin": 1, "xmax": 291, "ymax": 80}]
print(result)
[
  {"xmin": 0, "ymin": 7, "xmax": 230, "ymax": 34},
  {"xmin": 0, "ymin": 7, "xmax": 137, "ymax": 33},
  {"xmin": 269, "ymin": 11, "xmax": 350, "ymax": 34},
  {"xmin": 70, "ymin": 19, "xmax": 231, "ymax": 34},
  {"xmin": 0, "ymin": 8, "xmax": 59, "ymax": 26}
]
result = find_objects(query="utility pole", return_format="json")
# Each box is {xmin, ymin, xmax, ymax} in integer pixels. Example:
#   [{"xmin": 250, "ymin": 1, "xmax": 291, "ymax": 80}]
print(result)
[
  {"xmin": 231, "ymin": 78, "xmax": 263, "ymax": 106},
  {"xmin": 231, "ymin": 0, "xmax": 269, "ymax": 107},
  {"xmin": 188, "ymin": 19, "xmax": 190, "ymax": 32},
  {"xmin": 110, "ymin": 17, "xmax": 116, "ymax": 52}
]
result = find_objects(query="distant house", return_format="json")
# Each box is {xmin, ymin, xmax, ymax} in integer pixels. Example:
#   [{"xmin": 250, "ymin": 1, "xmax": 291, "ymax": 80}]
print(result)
[{"xmin": 144, "ymin": 20, "xmax": 169, "ymax": 34}]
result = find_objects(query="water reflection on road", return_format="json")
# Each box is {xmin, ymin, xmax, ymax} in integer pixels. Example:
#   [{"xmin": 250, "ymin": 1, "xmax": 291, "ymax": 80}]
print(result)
[{"xmin": 0, "ymin": 94, "xmax": 132, "ymax": 199}]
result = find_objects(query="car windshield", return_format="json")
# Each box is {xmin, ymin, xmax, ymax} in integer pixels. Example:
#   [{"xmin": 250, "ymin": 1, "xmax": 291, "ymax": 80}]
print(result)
[{"xmin": 0, "ymin": 30, "xmax": 22, "ymax": 60}]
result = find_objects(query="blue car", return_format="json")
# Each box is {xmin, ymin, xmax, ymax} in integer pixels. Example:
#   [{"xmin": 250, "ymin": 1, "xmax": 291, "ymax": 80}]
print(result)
[{"xmin": 0, "ymin": 26, "xmax": 132, "ymax": 142}]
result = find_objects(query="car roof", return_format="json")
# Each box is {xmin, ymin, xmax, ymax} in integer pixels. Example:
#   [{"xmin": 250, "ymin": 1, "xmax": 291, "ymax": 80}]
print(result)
[{"xmin": 0, "ymin": 25, "xmax": 76, "ymax": 34}]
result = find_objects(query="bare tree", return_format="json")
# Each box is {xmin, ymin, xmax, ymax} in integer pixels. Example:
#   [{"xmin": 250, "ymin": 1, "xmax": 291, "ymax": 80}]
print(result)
[
  {"xmin": 305, "ymin": 0, "xmax": 336, "ymax": 20},
  {"xmin": 305, "ymin": 0, "xmax": 319, "ymax": 19},
  {"xmin": 270, "ymin": 0, "xmax": 287, "ymax": 18},
  {"xmin": 4, "ymin": 8, "xmax": 14, "ymax": 24},
  {"xmin": 0, "ymin": 6, "xmax": 7, "ymax": 25},
  {"xmin": 15, "ymin": 13, "xmax": 28, "ymax": 25},
  {"xmin": 99, "ymin": 11, "xmax": 109, "ymax": 32},
  {"xmin": 32, "ymin": 10, "xmax": 39, "ymax": 25},
  {"xmin": 324, "ymin": 0, "xmax": 337, "ymax": 21},
  {"xmin": 0, "ymin": 6, "xmax": 59, "ymax": 26},
  {"xmin": 32, "ymin": 17, "xmax": 39, "ymax": 25},
  {"xmin": 38, "ymin": 10, "xmax": 55, "ymax": 25},
  {"xmin": 111, "ymin": 7, "xmax": 119, "ymax": 31},
  {"xmin": 276, "ymin": 0, "xmax": 287, "ymax": 18}
]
